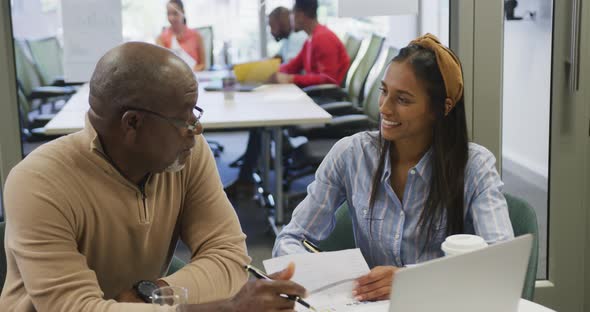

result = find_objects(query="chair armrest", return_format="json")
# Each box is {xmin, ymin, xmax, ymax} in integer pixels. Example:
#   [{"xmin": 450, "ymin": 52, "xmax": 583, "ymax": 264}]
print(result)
[
  {"xmin": 29, "ymin": 86, "xmax": 76, "ymax": 99},
  {"xmin": 302, "ymin": 84, "xmax": 348, "ymax": 101},
  {"xmin": 320, "ymin": 101, "xmax": 363, "ymax": 116},
  {"xmin": 302, "ymin": 84, "xmax": 341, "ymax": 93},
  {"xmin": 320, "ymin": 101, "xmax": 353, "ymax": 111},
  {"xmin": 51, "ymin": 76, "xmax": 85, "ymax": 87},
  {"xmin": 291, "ymin": 114, "xmax": 370, "ymax": 139},
  {"xmin": 328, "ymin": 114, "xmax": 369, "ymax": 126}
]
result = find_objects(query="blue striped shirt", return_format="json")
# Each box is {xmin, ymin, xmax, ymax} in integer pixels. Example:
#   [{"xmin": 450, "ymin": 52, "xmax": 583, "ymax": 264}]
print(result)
[{"xmin": 273, "ymin": 131, "xmax": 514, "ymax": 268}]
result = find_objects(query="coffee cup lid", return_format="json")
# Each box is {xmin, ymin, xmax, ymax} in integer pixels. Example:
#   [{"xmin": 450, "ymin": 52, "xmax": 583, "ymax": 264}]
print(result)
[{"xmin": 441, "ymin": 234, "xmax": 488, "ymax": 255}]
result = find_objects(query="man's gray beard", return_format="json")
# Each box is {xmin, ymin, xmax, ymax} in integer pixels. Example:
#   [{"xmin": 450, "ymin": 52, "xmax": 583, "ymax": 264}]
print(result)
[{"xmin": 165, "ymin": 156, "xmax": 185, "ymax": 173}]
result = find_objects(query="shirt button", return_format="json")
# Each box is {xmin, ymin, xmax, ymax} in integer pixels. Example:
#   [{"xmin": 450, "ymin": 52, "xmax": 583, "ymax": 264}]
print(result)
[
  {"xmin": 410, "ymin": 169, "xmax": 416, "ymax": 175},
  {"xmin": 363, "ymin": 209, "xmax": 368, "ymax": 215},
  {"xmin": 395, "ymin": 234, "xmax": 400, "ymax": 240}
]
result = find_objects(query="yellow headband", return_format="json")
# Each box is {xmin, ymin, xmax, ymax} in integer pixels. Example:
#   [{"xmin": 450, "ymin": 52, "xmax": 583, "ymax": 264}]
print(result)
[{"xmin": 410, "ymin": 33, "xmax": 464, "ymax": 107}]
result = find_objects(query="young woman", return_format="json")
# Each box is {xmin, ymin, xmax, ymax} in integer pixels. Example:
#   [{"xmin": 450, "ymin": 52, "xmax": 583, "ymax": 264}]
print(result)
[
  {"xmin": 156, "ymin": 0, "xmax": 206, "ymax": 71},
  {"xmin": 273, "ymin": 34, "xmax": 514, "ymax": 301}
]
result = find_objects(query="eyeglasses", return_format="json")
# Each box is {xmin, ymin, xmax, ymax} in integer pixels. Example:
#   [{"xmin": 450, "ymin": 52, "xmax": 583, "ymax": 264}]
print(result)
[{"xmin": 124, "ymin": 106, "xmax": 203, "ymax": 133}]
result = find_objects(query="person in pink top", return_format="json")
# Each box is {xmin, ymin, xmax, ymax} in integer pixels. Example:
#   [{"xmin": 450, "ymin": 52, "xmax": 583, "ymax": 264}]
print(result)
[
  {"xmin": 269, "ymin": 0, "xmax": 350, "ymax": 87},
  {"xmin": 156, "ymin": 0, "xmax": 206, "ymax": 72}
]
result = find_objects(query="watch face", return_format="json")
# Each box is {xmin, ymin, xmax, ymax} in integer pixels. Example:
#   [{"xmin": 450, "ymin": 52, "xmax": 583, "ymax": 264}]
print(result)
[{"xmin": 137, "ymin": 281, "xmax": 159, "ymax": 300}]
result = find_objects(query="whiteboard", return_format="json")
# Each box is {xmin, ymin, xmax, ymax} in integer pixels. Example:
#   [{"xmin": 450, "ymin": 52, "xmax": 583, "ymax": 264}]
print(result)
[
  {"xmin": 338, "ymin": 0, "xmax": 418, "ymax": 17},
  {"xmin": 61, "ymin": 0, "xmax": 123, "ymax": 82}
]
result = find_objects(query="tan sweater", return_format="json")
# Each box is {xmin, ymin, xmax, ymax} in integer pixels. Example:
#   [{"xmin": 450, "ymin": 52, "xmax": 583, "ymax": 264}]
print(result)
[{"xmin": 0, "ymin": 121, "xmax": 250, "ymax": 311}]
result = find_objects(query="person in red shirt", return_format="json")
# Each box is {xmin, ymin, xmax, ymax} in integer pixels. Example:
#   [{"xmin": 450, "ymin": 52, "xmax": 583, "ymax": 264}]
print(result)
[
  {"xmin": 269, "ymin": 0, "xmax": 350, "ymax": 87},
  {"xmin": 228, "ymin": 0, "xmax": 352, "ymax": 195}
]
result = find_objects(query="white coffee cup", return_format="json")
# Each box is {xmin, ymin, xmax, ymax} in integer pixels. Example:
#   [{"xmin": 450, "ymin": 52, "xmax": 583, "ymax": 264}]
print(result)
[{"xmin": 441, "ymin": 234, "xmax": 488, "ymax": 256}]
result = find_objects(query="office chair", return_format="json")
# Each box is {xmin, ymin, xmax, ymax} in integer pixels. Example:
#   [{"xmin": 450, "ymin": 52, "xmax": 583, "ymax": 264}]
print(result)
[
  {"xmin": 192, "ymin": 26, "xmax": 223, "ymax": 156},
  {"xmin": 13, "ymin": 40, "xmax": 76, "ymax": 115},
  {"xmin": 26, "ymin": 37, "xmax": 82, "ymax": 87},
  {"xmin": 195, "ymin": 26, "xmax": 214, "ymax": 70},
  {"xmin": 303, "ymin": 34, "xmax": 384, "ymax": 112},
  {"xmin": 318, "ymin": 202, "xmax": 356, "ymax": 252},
  {"xmin": 316, "ymin": 193, "xmax": 540, "ymax": 301},
  {"xmin": 341, "ymin": 34, "xmax": 363, "ymax": 88},
  {"xmin": 17, "ymin": 86, "xmax": 62, "ymax": 144},
  {"xmin": 282, "ymin": 47, "xmax": 397, "ymax": 193},
  {"xmin": 166, "ymin": 256, "xmax": 187, "ymax": 276},
  {"xmin": 505, "ymin": 193, "xmax": 539, "ymax": 300},
  {"xmin": 290, "ymin": 47, "xmax": 397, "ymax": 140}
]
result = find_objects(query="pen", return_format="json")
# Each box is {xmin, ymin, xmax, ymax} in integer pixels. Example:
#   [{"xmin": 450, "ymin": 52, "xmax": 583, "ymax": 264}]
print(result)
[
  {"xmin": 302, "ymin": 239, "xmax": 323, "ymax": 253},
  {"xmin": 244, "ymin": 264, "xmax": 317, "ymax": 312}
]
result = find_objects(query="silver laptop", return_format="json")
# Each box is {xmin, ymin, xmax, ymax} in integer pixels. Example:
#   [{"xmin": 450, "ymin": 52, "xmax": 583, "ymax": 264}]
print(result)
[{"xmin": 389, "ymin": 234, "xmax": 533, "ymax": 312}]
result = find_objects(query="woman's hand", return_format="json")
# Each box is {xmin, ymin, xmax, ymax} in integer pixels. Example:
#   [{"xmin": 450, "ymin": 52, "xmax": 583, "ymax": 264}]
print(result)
[{"xmin": 353, "ymin": 266, "xmax": 399, "ymax": 301}]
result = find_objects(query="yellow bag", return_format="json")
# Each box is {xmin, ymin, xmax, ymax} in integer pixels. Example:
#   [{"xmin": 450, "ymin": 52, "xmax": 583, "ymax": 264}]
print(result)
[{"xmin": 233, "ymin": 58, "xmax": 281, "ymax": 83}]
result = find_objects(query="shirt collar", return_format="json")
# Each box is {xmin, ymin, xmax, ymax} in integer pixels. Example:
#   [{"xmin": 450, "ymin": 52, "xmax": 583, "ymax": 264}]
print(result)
[
  {"xmin": 310, "ymin": 24, "xmax": 325, "ymax": 37},
  {"xmin": 82, "ymin": 114, "xmax": 106, "ymax": 156},
  {"xmin": 82, "ymin": 114, "xmax": 148, "ymax": 191},
  {"xmin": 381, "ymin": 142, "xmax": 433, "ymax": 182}
]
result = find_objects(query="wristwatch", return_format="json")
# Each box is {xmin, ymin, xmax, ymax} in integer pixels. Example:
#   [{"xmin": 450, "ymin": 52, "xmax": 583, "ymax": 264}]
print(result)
[{"xmin": 133, "ymin": 280, "xmax": 159, "ymax": 303}]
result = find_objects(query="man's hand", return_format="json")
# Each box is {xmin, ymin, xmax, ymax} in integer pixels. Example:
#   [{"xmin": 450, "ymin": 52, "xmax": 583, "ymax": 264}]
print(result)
[
  {"xmin": 114, "ymin": 288, "xmax": 144, "ymax": 303},
  {"xmin": 115, "ymin": 279, "xmax": 169, "ymax": 303},
  {"xmin": 353, "ymin": 266, "xmax": 399, "ymax": 301},
  {"xmin": 268, "ymin": 72, "xmax": 294, "ymax": 84},
  {"xmin": 228, "ymin": 263, "xmax": 307, "ymax": 312}
]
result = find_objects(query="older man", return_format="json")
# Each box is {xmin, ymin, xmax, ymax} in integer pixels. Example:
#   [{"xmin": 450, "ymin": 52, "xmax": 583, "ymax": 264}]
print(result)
[{"xmin": 1, "ymin": 42, "xmax": 305, "ymax": 311}]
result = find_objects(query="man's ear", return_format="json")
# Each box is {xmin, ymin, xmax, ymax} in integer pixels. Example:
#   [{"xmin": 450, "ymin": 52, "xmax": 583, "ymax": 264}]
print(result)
[
  {"xmin": 121, "ymin": 111, "xmax": 143, "ymax": 137},
  {"xmin": 444, "ymin": 98, "xmax": 454, "ymax": 116}
]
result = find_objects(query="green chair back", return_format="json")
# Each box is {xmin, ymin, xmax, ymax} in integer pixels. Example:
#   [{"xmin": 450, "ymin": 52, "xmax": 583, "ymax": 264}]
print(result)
[
  {"xmin": 166, "ymin": 256, "xmax": 186, "ymax": 276},
  {"xmin": 364, "ymin": 47, "xmax": 398, "ymax": 125},
  {"xmin": 14, "ymin": 40, "xmax": 43, "ymax": 96},
  {"xmin": 26, "ymin": 37, "xmax": 63, "ymax": 86},
  {"xmin": 196, "ymin": 26, "xmax": 214, "ymax": 69},
  {"xmin": 318, "ymin": 194, "xmax": 539, "ymax": 301},
  {"xmin": 342, "ymin": 34, "xmax": 362, "ymax": 88},
  {"xmin": 505, "ymin": 193, "xmax": 539, "ymax": 301},
  {"xmin": 347, "ymin": 34, "xmax": 384, "ymax": 108},
  {"xmin": 17, "ymin": 86, "xmax": 31, "ymax": 116},
  {"xmin": 318, "ymin": 202, "xmax": 355, "ymax": 251},
  {"xmin": 0, "ymin": 222, "xmax": 6, "ymax": 292}
]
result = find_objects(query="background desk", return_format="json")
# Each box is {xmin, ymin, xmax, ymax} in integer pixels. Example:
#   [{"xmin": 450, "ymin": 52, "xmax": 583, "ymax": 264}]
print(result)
[
  {"xmin": 44, "ymin": 81, "xmax": 332, "ymax": 229},
  {"xmin": 44, "ymin": 83, "xmax": 331, "ymax": 133}
]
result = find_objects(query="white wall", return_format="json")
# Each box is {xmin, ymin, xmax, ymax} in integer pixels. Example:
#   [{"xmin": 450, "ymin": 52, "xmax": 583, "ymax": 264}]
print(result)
[
  {"xmin": 419, "ymin": 0, "xmax": 449, "ymax": 46},
  {"xmin": 502, "ymin": 0, "xmax": 552, "ymax": 189},
  {"xmin": 385, "ymin": 0, "xmax": 449, "ymax": 51},
  {"xmin": 386, "ymin": 14, "xmax": 417, "ymax": 48},
  {"xmin": 11, "ymin": 0, "xmax": 60, "ymax": 39}
]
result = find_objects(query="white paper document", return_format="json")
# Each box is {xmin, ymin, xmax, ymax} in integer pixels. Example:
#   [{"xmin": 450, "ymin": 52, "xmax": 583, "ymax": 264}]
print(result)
[{"xmin": 263, "ymin": 249, "xmax": 389, "ymax": 312}]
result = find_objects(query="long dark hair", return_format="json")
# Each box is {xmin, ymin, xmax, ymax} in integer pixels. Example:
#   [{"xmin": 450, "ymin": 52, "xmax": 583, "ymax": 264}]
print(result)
[
  {"xmin": 169, "ymin": 0, "xmax": 187, "ymax": 25},
  {"xmin": 368, "ymin": 44, "xmax": 469, "ymax": 254}
]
